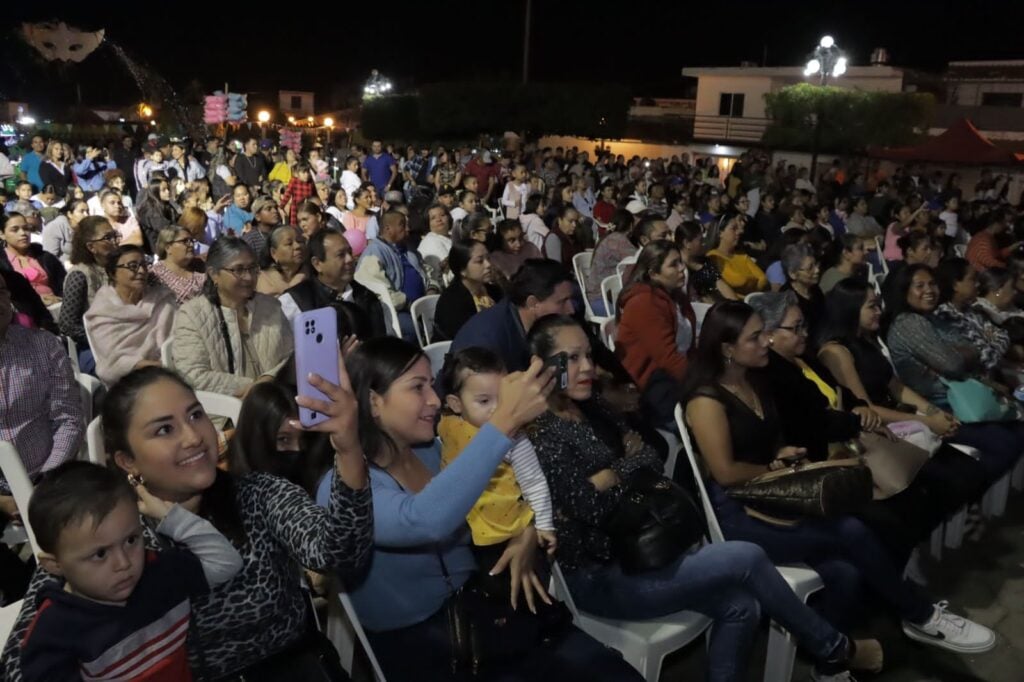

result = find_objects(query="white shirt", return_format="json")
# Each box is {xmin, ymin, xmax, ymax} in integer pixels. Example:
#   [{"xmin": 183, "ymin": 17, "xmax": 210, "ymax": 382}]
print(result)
[
  {"xmin": 520, "ymin": 213, "xmax": 549, "ymax": 252},
  {"xmin": 939, "ymin": 210, "xmax": 959, "ymax": 238},
  {"xmin": 341, "ymin": 170, "xmax": 362, "ymax": 209}
]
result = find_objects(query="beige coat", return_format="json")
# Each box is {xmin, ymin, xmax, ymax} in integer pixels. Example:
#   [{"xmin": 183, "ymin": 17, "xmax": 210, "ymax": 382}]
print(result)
[{"xmin": 171, "ymin": 293, "xmax": 293, "ymax": 396}]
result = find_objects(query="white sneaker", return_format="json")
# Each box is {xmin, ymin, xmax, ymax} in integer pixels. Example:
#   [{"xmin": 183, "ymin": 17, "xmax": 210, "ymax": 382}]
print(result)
[
  {"xmin": 902, "ymin": 601, "xmax": 996, "ymax": 654},
  {"xmin": 811, "ymin": 671, "xmax": 856, "ymax": 682}
]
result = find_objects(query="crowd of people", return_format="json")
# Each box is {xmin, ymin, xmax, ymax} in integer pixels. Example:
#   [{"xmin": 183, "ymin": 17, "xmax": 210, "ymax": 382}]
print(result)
[{"xmin": 1, "ymin": 128, "xmax": 1024, "ymax": 681}]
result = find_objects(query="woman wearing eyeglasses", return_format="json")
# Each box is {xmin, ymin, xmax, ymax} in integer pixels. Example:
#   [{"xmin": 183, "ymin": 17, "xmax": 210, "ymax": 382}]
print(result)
[
  {"xmin": 151, "ymin": 226, "xmax": 207, "ymax": 305},
  {"xmin": 172, "ymin": 236, "xmax": 293, "ymax": 398},
  {"xmin": 83, "ymin": 244, "xmax": 175, "ymax": 386},
  {"xmin": 58, "ymin": 216, "xmax": 122, "ymax": 374}
]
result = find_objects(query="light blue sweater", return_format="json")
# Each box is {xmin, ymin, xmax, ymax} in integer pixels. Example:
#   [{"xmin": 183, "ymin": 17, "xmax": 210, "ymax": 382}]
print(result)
[{"xmin": 316, "ymin": 423, "xmax": 512, "ymax": 631}]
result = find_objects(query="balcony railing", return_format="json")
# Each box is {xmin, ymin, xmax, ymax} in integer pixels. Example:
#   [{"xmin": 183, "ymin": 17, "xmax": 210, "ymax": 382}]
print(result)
[{"xmin": 692, "ymin": 114, "xmax": 771, "ymax": 143}]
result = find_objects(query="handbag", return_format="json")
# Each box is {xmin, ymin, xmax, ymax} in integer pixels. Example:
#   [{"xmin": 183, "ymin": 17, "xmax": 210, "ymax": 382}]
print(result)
[
  {"xmin": 941, "ymin": 378, "xmax": 1014, "ymax": 423},
  {"xmin": 604, "ymin": 468, "xmax": 705, "ymax": 575},
  {"xmin": 728, "ymin": 458, "xmax": 873, "ymax": 521},
  {"xmin": 438, "ymin": 552, "xmax": 572, "ymax": 677},
  {"xmin": 851, "ymin": 431, "xmax": 933, "ymax": 500}
]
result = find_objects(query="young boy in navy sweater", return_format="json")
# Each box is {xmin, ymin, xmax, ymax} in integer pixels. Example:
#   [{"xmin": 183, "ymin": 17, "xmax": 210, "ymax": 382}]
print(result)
[{"xmin": 20, "ymin": 461, "xmax": 242, "ymax": 681}]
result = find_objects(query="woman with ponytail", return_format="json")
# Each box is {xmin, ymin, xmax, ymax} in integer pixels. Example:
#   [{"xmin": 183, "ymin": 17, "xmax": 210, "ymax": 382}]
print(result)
[{"xmin": 171, "ymin": 236, "xmax": 293, "ymax": 397}]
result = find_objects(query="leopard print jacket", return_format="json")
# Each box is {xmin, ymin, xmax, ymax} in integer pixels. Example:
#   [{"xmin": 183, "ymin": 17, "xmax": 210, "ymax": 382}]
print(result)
[{"xmin": 1, "ymin": 471, "xmax": 372, "ymax": 680}]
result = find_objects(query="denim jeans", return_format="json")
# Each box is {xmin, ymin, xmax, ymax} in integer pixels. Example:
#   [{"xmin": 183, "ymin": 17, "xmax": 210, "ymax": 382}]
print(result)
[
  {"xmin": 711, "ymin": 484, "xmax": 935, "ymax": 627},
  {"xmin": 366, "ymin": 605, "xmax": 642, "ymax": 682},
  {"xmin": 949, "ymin": 421, "xmax": 1024, "ymax": 482},
  {"xmin": 566, "ymin": 541, "xmax": 846, "ymax": 682}
]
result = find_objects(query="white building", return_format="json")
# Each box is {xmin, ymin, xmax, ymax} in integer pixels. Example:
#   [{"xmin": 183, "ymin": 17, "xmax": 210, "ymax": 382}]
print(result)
[
  {"xmin": 938, "ymin": 61, "xmax": 1024, "ymax": 142},
  {"xmin": 681, "ymin": 64, "xmax": 913, "ymax": 143},
  {"xmin": 278, "ymin": 91, "xmax": 315, "ymax": 118}
]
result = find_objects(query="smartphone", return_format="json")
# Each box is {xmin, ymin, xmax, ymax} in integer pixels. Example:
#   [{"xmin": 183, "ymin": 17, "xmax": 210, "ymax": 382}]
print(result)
[
  {"xmin": 544, "ymin": 352, "xmax": 569, "ymax": 391},
  {"xmin": 293, "ymin": 307, "xmax": 340, "ymax": 427}
]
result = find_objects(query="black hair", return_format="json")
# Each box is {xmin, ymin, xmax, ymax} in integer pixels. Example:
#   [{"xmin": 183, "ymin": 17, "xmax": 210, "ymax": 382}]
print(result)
[
  {"xmin": 104, "ymin": 244, "xmax": 147, "ymax": 281},
  {"xmin": 229, "ymin": 381, "xmax": 333, "ymax": 495},
  {"xmin": 71, "ymin": 216, "xmax": 113, "ymax": 266},
  {"xmin": 346, "ymin": 337, "xmax": 426, "ymax": 464},
  {"xmin": 507, "ymin": 259, "xmax": 574, "ymax": 307},
  {"xmin": 204, "ymin": 236, "xmax": 256, "ymax": 374},
  {"xmin": 523, "ymin": 193, "xmax": 545, "ymax": 216},
  {"xmin": 448, "ymin": 238, "xmax": 485, "ymax": 281},
  {"xmin": 816, "ymin": 278, "xmax": 875, "ymax": 348},
  {"xmin": 679, "ymin": 301, "xmax": 756, "ymax": 402},
  {"xmin": 101, "ymin": 366, "xmax": 247, "ymax": 546},
  {"xmin": 880, "ymin": 263, "xmax": 934, "ymax": 333},
  {"xmin": 935, "ymin": 257, "xmax": 971, "ymax": 304},
  {"xmin": 525, "ymin": 314, "xmax": 625, "ymax": 458},
  {"xmin": 305, "ymin": 227, "xmax": 346, "ymax": 272},
  {"xmin": 440, "ymin": 347, "xmax": 506, "ymax": 397},
  {"xmin": 28, "ymin": 461, "xmax": 136, "ymax": 554},
  {"xmin": 897, "ymin": 231, "xmax": 933, "ymax": 258}
]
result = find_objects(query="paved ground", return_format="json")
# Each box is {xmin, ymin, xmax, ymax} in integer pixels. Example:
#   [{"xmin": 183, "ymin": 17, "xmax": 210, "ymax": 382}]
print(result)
[{"xmin": 659, "ymin": 495, "xmax": 1024, "ymax": 681}]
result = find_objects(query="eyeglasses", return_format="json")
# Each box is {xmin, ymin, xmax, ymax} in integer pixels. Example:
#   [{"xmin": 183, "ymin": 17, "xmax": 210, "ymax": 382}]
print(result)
[
  {"xmin": 776, "ymin": 322, "xmax": 809, "ymax": 335},
  {"xmin": 115, "ymin": 259, "xmax": 151, "ymax": 273},
  {"xmin": 89, "ymin": 232, "xmax": 121, "ymax": 244},
  {"xmin": 220, "ymin": 264, "xmax": 261, "ymax": 279},
  {"xmin": 170, "ymin": 237, "xmax": 197, "ymax": 248}
]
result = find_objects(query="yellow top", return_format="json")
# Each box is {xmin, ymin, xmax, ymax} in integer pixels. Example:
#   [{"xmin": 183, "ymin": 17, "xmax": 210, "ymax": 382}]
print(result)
[
  {"xmin": 796, "ymin": 358, "xmax": 839, "ymax": 409},
  {"xmin": 707, "ymin": 249, "xmax": 768, "ymax": 296},
  {"xmin": 268, "ymin": 161, "xmax": 292, "ymax": 185},
  {"xmin": 439, "ymin": 414, "xmax": 533, "ymax": 546},
  {"xmin": 473, "ymin": 294, "xmax": 496, "ymax": 312}
]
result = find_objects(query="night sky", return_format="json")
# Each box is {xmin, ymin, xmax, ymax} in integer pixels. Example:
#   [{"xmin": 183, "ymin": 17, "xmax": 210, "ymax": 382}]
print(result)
[{"xmin": 4, "ymin": 0, "xmax": 1024, "ymax": 114}]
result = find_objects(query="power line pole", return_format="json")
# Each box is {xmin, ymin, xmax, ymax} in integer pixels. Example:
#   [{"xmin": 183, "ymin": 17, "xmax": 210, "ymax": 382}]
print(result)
[{"xmin": 522, "ymin": 0, "xmax": 532, "ymax": 84}]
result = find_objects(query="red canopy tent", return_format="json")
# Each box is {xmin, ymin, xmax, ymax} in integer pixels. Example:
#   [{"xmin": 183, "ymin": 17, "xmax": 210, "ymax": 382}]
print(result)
[{"xmin": 869, "ymin": 118, "xmax": 1024, "ymax": 166}]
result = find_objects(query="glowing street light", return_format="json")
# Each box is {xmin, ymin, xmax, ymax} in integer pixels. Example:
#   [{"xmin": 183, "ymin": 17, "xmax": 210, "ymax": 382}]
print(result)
[
  {"xmin": 257, "ymin": 110, "xmax": 271, "ymax": 124},
  {"xmin": 804, "ymin": 34, "xmax": 846, "ymax": 181},
  {"xmin": 139, "ymin": 103, "xmax": 153, "ymax": 118},
  {"xmin": 363, "ymin": 69, "xmax": 393, "ymax": 99},
  {"xmin": 323, "ymin": 117, "xmax": 334, "ymax": 128},
  {"xmin": 287, "ymin": 116, "xmax": 296, "ymax": 124}
]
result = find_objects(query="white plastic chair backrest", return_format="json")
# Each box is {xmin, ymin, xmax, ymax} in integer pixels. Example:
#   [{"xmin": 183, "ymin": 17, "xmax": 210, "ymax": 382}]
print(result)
[
  {"xmin": 380, "ymin": 297, "xmax": 402, "ymax": 338},
  {"xmin": 422, "ymin": 341, "xmax": 451, "ymax": 380},
  {"xmin": 410, "ymin": 295, "xmax": 440, "ymax": 348},
  {"xmin": 601, "ymin": 274, "xmax": 622, "ymax": 316},
  {"xmin": 674, "ymin": 404, "xmax": 725, "ymax": 543},
  {"xmin": 874, "ymin": 237, "xmax": 888, "ymax": 274},
  {"xmin": 599, "ymin": 318, "xmax": 616, "ymax": 352},
  {"xmin": 615, "ymin": 256, "xmax": 637, "ymax": 280},
  {"xmin": 76, "ymin": 373, "xmax": 98, "ymax": 425},
  {"xmin": 691, "ymin": 302, "xmax": 712, "ymax": 340},
  {"xmin": 0, "ymin": 441, "xmax": 41, "ymax": 555},
  {"xmin": 743, "ymin": 292, "xmax": 765, "ymax": 306},
  {"xmin": 47, "ymin": 301, "xmax": 62, "ymax": 318},
  {"xmin": 549, "ymin": 562, "xmax": 581, "ymax": 620},
  {"xmin": 338, "ymin": 590, "xmax": 387, "ymax": 682},
  {"xmin": 866, "ymin": 261, "xmax": 875, "ymax": 279},
  {"xmin": 572, "ymin": 251, "xmax": 593, "ymax": 289},
  {"xmin": 86, "ymin": 417, "xmax": 105, "ymax": 465},
  {"xmin": 83, "ymin": 317, "xmax": 98, "ymax": 370},
  {"xmin": 195, "ymin": 391, "xmax": 243, "ymax": 424},
  {"xmin": 161, "ymin": 337, "xmax": 174, "ymax": 369},
  {"xmin": 65, "ymin": 336, "xmax": 81, "ymax": 378}
]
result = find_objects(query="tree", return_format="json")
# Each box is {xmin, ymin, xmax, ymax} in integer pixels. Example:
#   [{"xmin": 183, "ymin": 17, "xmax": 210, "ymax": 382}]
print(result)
[{"xmin": 763, "ymin": 84, "xmax": 935, "ymax": 152}]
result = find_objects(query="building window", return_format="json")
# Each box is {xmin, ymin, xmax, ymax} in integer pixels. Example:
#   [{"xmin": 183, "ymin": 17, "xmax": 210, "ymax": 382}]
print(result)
[
  {"xmin": 290, "ymin": 95, "xmax": 302, "ymax": 110},
  {"xmin": 980, "ymin": 92, "xmax": 1023, "ymax": 107},
  {"xmin": 718, "ymin": 93, "xmax": 745, "ymax": 117}
]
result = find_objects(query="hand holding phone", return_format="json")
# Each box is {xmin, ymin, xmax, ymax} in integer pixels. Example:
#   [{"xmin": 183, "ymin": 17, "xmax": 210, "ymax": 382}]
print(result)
[
  {"xmin": 544, "ymin": 352, "xmax": 569, "ymax": 391},
  {"xmin": 293, "ymin": 307, "xmax": 340, "ymax": 427}
]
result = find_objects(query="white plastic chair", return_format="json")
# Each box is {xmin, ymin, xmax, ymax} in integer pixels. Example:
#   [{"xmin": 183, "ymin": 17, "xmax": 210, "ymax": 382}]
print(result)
[
  {"xmin": 326, "ymin": 582, "xmax": 388, "ymax": 681},
  {"xmin": 0, "ymin": 599, "xmax": 23, "ymax": 647},
  {"xmin": 379, "ymin": 297, "xmax": 402, "ymax": 338},
  {"xmin": 550, "ymin": 561, "xmax": 710, "ymax": 682},
  {"xmin": 874, "ymin": 237, "xmax": 889, "ymax": 275},
  {"xmin": 601, "ymin": 274, "xmax": 623, "ymax": 317},
  {"xmin": 0, "ymin": 441, "xmax": 40, "ymax": 556},
  {"xmin": 615, "ymin": 256, "xmax": 638, "ymax": 281},
  {"xmin": 65, "ymin": 336, "xmax": 81, "ymax": 378},
  {"xmin": 76, "ymin": 372, "xmax": 103, "ymax": 427},
  {"xmin": 47, "ymin": 301, "xmax": 61, "ymax": 319},
  {"xmin": 744, "ymin": 292, "xmax": 765, "ymax": 305},
  {"xmin": 410, "ymin": 295, "xmax": 440, "ymax": 348},
  {"xmin": 673, "ymin": 405, "xmax": 825, "ymax": 682},
  {"xmin": 691, "ymin": 302, "xmax": 712, "ymax": 339},
  {"xmin": 83, "ymin": 317, "xmax": 99, "ymax": 374},
  {"xmin": 572, "ymin": 251, "xmax": 606, "ymax": 323},
  {"xmin": 86, "ymin": 417, "xmax": 105, "ymax": 465},
  {"xmin": 599, "ymin": 318, "xmax": 616, "ymax": 352},
  {"xmin": 161, "ymin": 337, "xmax": 174, "ymax": 369},
  {"xmin": 422, "ymin": 341, "xmax": 451, "ymax": 380}
]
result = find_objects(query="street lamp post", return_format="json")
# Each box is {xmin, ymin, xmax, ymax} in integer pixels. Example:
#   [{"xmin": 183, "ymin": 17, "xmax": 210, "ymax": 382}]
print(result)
[{"xmin": 804, "ymin": 35, "xmax": 847, "ymax": 180}]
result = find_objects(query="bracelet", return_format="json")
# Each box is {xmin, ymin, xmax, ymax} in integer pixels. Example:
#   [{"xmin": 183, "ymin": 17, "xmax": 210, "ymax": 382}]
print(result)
[{"xmin": 923, "ymin": 405, "xmax": 940, "ymax": 416}]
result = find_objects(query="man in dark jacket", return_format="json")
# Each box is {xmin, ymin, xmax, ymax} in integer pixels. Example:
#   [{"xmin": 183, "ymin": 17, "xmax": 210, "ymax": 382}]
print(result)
[{"xmin": 279, "ymin": 228, "xmax": 387, "ymax": 340}]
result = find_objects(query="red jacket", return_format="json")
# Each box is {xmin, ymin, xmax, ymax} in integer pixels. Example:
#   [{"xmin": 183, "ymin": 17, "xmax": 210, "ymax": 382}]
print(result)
[{"xmin": 615, "ymin": 282, "xmax": 695, "ymax": 389}]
